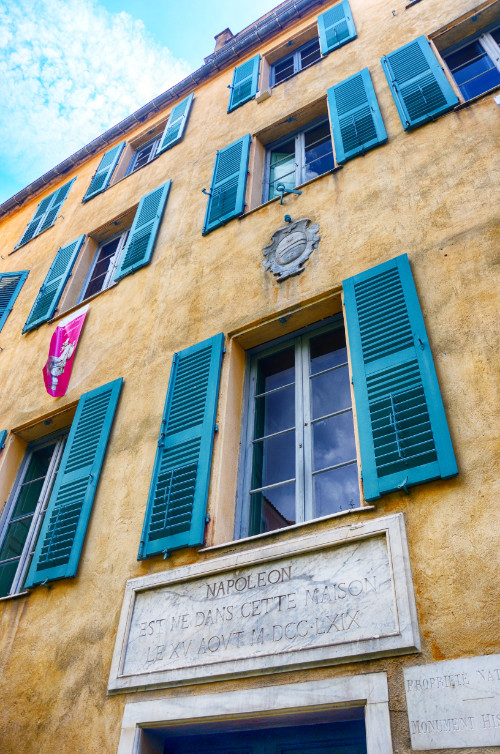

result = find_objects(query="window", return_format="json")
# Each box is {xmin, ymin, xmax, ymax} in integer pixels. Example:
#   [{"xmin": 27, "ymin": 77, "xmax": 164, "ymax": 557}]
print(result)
[
  {"xmin": 79, "ymin": 229, "xmax": 129, "ymax": 302},
  {"xmin": 443, "ymin": 26, "xmax": 500, "ymax": 100},
  {"xmin": 271, "ymin": 37, "xmax": 321, "ymax": 85},
  {"xmin": 15, "ymin": 179, "xmax": 75, "ymax": 249},
  {"xmin": 126, "ymin": 137, "xmax": 161, "ymax": 176},
  {"xmin": 264, "ymin": 119, "xmax": 334, "ymax": 202},
  {"xmin": 0, "ymin": 433, "xmax": 67, "ymax": 598},
  {"xmin": 239, "ymin": 318, "xmax": 360, "ymax": 538}
]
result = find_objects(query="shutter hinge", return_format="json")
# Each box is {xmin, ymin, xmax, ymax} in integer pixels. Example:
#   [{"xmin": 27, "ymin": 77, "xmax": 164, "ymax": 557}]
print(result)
[
  {"xmin": 222, "ymin": 347, "xmax": 226, "ymax": 354},
  {"xmin": 418, "ymin": 337, "xmax": 425, "ymax": 350},
  {"xmin": 205, "ymin": 514, "xmax": 210, "ymax": 524},
  {"xmin": 214, "ymin": 424, "xmax": 219, "ymax": 432},
  {"xmin": 41, "ymin": 579, "xmax": 52, "ymax": 589},
  {"xmin": 397, "ymin": 476, "xmax": 410, "ymax": 494}
]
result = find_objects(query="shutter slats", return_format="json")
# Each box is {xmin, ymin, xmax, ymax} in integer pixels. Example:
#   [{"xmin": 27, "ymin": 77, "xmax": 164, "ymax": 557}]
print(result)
[
  {"xmin": 203, "ymin": 135, "xmax": 251, "ymax": 235},
  {"xmin": 382, "ymin": 36, "xmax": 459, "ymax": 130},
  {"xmin": 23, "ymin": 236, "xmax": 85, "ymax": 333},
  {"xmin": 228, "ymin": 55, "xmax": 260, "ymax": 112},
  {"xmin": 328, "ymin": 68, "xmax": 387, "ymax": 163},
  {"xmin": 24, "ymin": 378, "xmax": 122, "ymax": 587},
  {"xmin": 318, "ymin": 0, "xmax": 356, "ymax": 56},
  {"xmin": 15, "ymin": 180, "xmax": 75, "ymax": 249},
  {"xmin": 139, "ymin": 334, "xmax": 224, "ymax": 559},
  {"xmin": 0, "ymin": 271, "xmax": 29, "ymax": 332},
  {"xmin": 113, "ymin": 181, "xmax": 171, "ymax": 281},
  {"xmin": 343, "ymin": 254, "xmax": 457, "ymax": 501},
  {"xmin": 158, "ymin": 93, "xmax": 194, "ymax": 153},
  {"xmin": 83, "ymin": 142, "xmax": 125, "ymax": 201}
]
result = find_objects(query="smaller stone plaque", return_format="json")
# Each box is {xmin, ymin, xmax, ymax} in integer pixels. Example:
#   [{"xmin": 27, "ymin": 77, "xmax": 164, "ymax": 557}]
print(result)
[{"xmin": 405, "ymin": 654, "xmax": 500, "ymax": 750}]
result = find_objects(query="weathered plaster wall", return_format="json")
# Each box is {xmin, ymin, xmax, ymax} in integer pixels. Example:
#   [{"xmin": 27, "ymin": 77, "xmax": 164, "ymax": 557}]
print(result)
[{"xmin": 0, "ymin": 0, "xmax": 499, "ymax": 751}]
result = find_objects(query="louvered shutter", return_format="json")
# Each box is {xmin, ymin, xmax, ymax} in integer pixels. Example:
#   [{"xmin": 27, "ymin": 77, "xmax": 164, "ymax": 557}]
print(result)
[
  {"xmin": 0, "ymin": 430, "xmax": 6, "ymax": 451},
  {"xmin": 318, "ymin": 0, "xmax": 357, "ymax": 56},
  {"xmin": 327, "ymin": 68, "xmax": 387, "ymax": 163},
  {"xmin": 16, "ymin": 195, "xmax": 54, "ymax": 248},
  {"xmin": 83, "ymin": 142, "xmax": 125, "ymax": 202},
  {"xmin": 24, "ymin": 378, "xmax": 122, "ymax": 587},
  {"xmin": 228, "ymin": 55, "xmax": 260, "ymax": 112},
  {"xmin": 157, "ymin": 94, "xmax": 194, "ymax": 154},
  {"xmin": 0, "ymin": 271, "xmax": 29, "ymax": 332},
  {"xmin": 343, "ymin": 254, "xmax": 457, "ymax": 501},
  {"xmin": 139, "ymin": 333, "xmax": 224, "ymax": 559},
  {"xmin": 381, "ymin": 36, "xmax": 458, "ymax": 130},
  {"xmin": 202, "ymin": 135, "xmax": 251, "ymax": 235},
  {"xmin": 113, "ymin": 181, "xmax": 171, "ymax": 281},
  {"xmin": 23, "ymin": 235, "xmax": 85, "ymax": 333},
  {"xmin": 37, "ymin": 179, "xmax": 75, "ymax": 235}
]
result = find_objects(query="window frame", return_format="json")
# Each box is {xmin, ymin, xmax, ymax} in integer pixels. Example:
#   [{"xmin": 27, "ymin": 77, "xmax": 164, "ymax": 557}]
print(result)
[
  {"xmin": 0, "ymin": 431, "xmax": 67, "ymax": 597},
  {"xmin": 235, "ymin": 314, "xmax": 361, "ymax": 540},
  {"xmin": 270, "ymin": 36, "xmax": 322, "ymax": 86},
  {"xmin": 78, "ymin": 228, "xmax": 129, "ymax": 303},
  {"xmin": 125, "ymin": 136, "xmax": 162, "ymax": 177},
  {"xmin": 442, "ymin": 24, "xmax": 500, "ymax": 101},
  {"xmin": 262, "ymin": 116, "xmax": 335, "ymax": 203}
]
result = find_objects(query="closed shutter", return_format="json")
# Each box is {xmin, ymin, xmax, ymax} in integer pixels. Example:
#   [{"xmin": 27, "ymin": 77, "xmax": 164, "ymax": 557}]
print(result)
[
  {"xmin": 318, "ymin": 0, "xmax": 357, "ymax": 56},
  {"xmin": 23, "ymin": 235, "xmax": 85, "ymax": 333},
  {"xmin": 83, "ymin": 142, "xmax": 125, "ymax": 202},
  {"xmin": 139, "ymin": 333, "xmax": 224, "ymax": 559},
  {"xmin": 113, "ymin": 181, "xmax": 171, "ymax": 281},
  {"xmin": 0, "ymin": 430, "xmax": 6, "ymax": 451},
  {"xmin": 157, "ymin": 94, "xmax": 194, "ymax": 154},
  {"xmin": 24, "ymin": 378, "xmax": 122, "ymax": 587},
  {"xmin": 343, "ymin": 254, "xmax": 457, "ymax": 501},
  {"xmin": 381, "ymin": 36, "xmax": 458, "ymax": 130},
  {"xmin": 0, "ymin": 271, "xmax": 29, "ymax": 332},
  {"xmin": 228, "ymin": 55, "xmax": 260, "ymax": 112},
  {"xmin": 327, "ymin": 68, "xmax": 387, "ymax": 163},
  {"xmin": 15, "ymin": 179, "xmax": 75, "ymax": 248},
  {"xmin": 202, "ymin": 135, "xmax": 251, "ymax": 235}
]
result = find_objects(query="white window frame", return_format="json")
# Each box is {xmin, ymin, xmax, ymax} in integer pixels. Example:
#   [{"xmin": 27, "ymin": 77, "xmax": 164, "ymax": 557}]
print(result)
[
  {"xmin": 443, "ymin": 26, "xmax": 500, "ymax": 99},
  {"xmin": 125, "ymin": 136, "xmax": 162, "ymax": 176},
  {"xmin": 78, "ymin": 229, "xmax": 129, "ymax": 303},
  {"xmin": 235, "ymin": 315, "xmax": 361, "ymax": 540},
  {"xmin": 0, "ymin": 432, "xmax": 67, "ymax": 597},
  {"xmin": 270, "ymin": 36, "xmax": 321, "ymax": 86}
]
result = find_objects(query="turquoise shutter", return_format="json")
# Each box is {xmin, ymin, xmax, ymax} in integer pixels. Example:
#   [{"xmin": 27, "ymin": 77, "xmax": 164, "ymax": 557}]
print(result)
[
  {"xmin": 113, "ymin": 181, "xmax": 171, "ymax": 281},
  {"xmin": 381, "ymin": 36, "xmax": 459, "ymax": 130},
  {"xmin": 0, "ymin": 430, "xmax": 6, "ymax": 451},
  {"xmin": 202, "ymin": 134, "xmax": 251, "ymax": 235},
  {"xmin": 327, "ymin": 68, "xmax": 387, "ymax": 163},
  {"xmin": 139, "ymin": 333, "xmax": 224, "ymax": 559},
  {"xmin": 0, "ymin": 271, "xmax": 29, "ymax": 332},
  {"xmin": 83, "ymin": 142, "xmax": 125, "ymax": 201},
  {"xmin": 228, "ymin": 55, "xmax": 260, "ymax": 112},
  {"xmin": 24, "ymin": 378, "xmax": 122, "ymax": 587},
  {"xmin": 15, "ymin": 179, "xmax": 75, "ymax": 248},
  {"xmin": 318, "ymin": 0, "xmax": 357, "ymax": 56},
  {"xmin": 157, "ymin": 94, "xmax": 194, "ymax": 154},
  {"xmin": 23, "ymin": 235, "xmax": 85, "ymax": 333},
  {"xmin": 343, "ymin": 254, "xmax": 457, "ymax": 501}
]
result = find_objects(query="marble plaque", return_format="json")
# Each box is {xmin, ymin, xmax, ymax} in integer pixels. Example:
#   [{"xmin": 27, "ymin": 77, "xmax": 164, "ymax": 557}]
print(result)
[
  {"xmin": 108, "ymin": 513, "xmax": 419, "ymax": 692},
  {"xmin": 405, "ymin": 654, "xmax": 500, "ymax": 749}
]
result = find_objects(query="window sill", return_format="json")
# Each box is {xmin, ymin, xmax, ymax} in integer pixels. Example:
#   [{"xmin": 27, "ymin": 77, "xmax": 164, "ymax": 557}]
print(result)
[
  {"xmin": 0, "ymin": 590, "xmax": 30, "ymax": 603},
  {"xmin": 199, "ymin": 503, "xmax": 376, "ymax": 554},
  {"xmin": 241, "ymin": 165, "xmax": 342, "ymax": 219},
  {"xmin": 454, "ymin": 83, "xmax": 500, "ymax": 110}
]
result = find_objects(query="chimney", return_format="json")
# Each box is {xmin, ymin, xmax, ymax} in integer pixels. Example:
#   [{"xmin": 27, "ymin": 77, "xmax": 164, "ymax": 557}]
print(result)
[{"xmin": 214, "ymin": 28, "xmax": 234, "ymax": 51}]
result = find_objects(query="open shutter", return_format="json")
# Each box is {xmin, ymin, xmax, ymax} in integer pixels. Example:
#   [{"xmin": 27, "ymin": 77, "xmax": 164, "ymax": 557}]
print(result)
[
  {"xmin": 327, "ymin": 68, "xmax": 387, "ymax": 163},
  {"xmin": 23, "ymin": 235, "xmax": 85, "ymax": 333},
  {"xmin": 0, "ymin": 430, "xmax": 6, "ymax": 451},
  {"xmin": 16, "ymin": 195, "xmax": 54, "ymax": 248},
  {"xmin": 0, "ymin": 271, "xmax": 29, "ymax": 332},
  {"xmin": 202, "ymin": 134, "xmax": 251, "ymax": 235},
  {"xmin": 83, "ymin": 142, "xmax": 125, "ymax": 201},
  {"xmin": 139, "ymin": 333, "xmax": 224, "ymax": 559},
  {"xmin": 228, "ymin": 55, "xmax": 260, "ymax": 112},
  {"xmin": 381, "ymin": 36, "xmax": 459, "ymax": 130},
  {"xmin": 157, "ymin": 94, "xmax": 194, "ymax": 154},
  {"xmin": 318, "ymin": 0, "xmax": 357, "ymax": 56},
  {"xmin": 24, "ymin": 378, "xmax": 122, "ymax": 587},
  {"xmin": 15, "ymin": 179, "xmax": 74, "ymax": 249},
  {"xmin": 343, "ymin": 254, "xmax": 457, "ymax": 501},
  {"xmin": 113, "ymin": 181, "xmax": 171, "ymax": 281}
]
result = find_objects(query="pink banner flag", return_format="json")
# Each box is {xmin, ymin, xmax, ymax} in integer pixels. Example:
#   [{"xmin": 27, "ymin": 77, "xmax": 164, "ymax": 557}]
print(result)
[{"xmin": 43, "ymin": 305, "xmax": 88, "ymax": 397}]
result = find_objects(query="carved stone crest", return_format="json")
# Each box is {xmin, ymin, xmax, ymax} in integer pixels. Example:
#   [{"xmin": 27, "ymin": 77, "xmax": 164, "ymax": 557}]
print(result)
[{"xmin": 263, "ymin": 218, "xmax": 320, "ymax": 282}]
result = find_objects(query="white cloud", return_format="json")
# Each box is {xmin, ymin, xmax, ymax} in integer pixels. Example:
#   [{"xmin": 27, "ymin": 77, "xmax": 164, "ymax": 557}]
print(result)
[{"xmin": 0, "ymin": 0, "xmax": 192, "ymax": 199}]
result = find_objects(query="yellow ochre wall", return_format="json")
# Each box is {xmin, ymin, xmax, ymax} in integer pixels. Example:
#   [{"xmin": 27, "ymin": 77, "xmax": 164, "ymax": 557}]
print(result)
[{"xmin": 0, "ymin": 0, "xmax": 499, "ymax": 751}]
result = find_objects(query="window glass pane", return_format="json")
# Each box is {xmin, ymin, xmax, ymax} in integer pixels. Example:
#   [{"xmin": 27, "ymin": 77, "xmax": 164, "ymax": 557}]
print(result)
[
  {"xmin": 0, "ymin": 518, "xmax": 32, "ymax": 561},
  {"xmin": 249, "ymin": 482, "xmax": 296, "ymax": 535},
  {"xmin": 310, "ymin": 329, "xmax": 347, "ymax": 374},
  {"xmin": 300, "ymin": 38, "xmax": 321, "ymax": 68},
  {"xmin": 0, "ymin": 561, "xmax": 18, "ymax": 599},
  {"xmin": 11, "ymin": 444, "xmax": 54, "ymax": 518},
  {"xmin": 254, "ymin": 385, "xmax": 295, "ymax": 438},
  {"xmin": 491, "ymin": 27, "xmax": 500, "ymax": 45},
  {"xmin": 314, "ymin": 462, "xmax": 360, "ymax": 517},
  {"xmin": 273, "ymin": 55, "xmax": 295, "ymax": 85},
  {"xmin": 131, "ymin": 140, "xmax": 158, "ymax": 172},
  {"xmin": 311, "ymin": 364, "xmax": 351, "ymax": 420},
  {"xmin": 304, "ymin": 122, "xmax": 334, "ymax": 181},
  {"xmin": 269, "ymin": 138, "xmax": 296, "ymax": 199},
  {"xmin": 445, "ymin": 41, "xmax": 500, "ymax": 99},
  {"xmin": 83, "ymin": 236, "xmax": 121, "ymax": 299},
  {"xmin": 251, "ymin": 430, "xmax": 295, "ymax": 489},
  {"xmin": 313, "ymin": 410, "xmax": 356, "ymax": 471},
  {"xmin": 255, "ymin": 347, "xmax": 295, "ymax": 394}
]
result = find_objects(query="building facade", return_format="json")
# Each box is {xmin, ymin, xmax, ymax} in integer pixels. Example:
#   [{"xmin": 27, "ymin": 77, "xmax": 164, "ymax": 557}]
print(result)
[{"xmin": 0, "ymin": 0, "xmax": 499, "ymax": 751}]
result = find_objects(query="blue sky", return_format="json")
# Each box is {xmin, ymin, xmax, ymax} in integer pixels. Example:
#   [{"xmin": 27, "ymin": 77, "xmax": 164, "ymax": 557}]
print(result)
[{"xmin": 0, "ymin": 0, "xmax": 280, "ymax": 205}]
